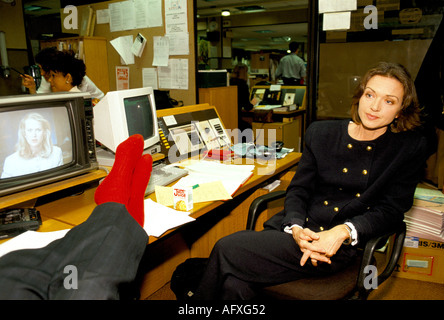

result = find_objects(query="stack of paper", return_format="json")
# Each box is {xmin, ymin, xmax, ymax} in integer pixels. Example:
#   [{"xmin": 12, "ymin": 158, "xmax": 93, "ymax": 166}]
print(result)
[
  {"xmin": 176, "ymin": 160, "xmax": 254, "ymax": 196},
  {"xmin": 404, "ymin": 187, "xmax": 444, "ymax": 242}
]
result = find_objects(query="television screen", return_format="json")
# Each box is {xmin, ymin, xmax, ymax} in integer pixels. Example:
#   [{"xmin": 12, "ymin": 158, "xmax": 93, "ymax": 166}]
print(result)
[
  {"xmin": 0, "ymin": 106, "xmax": 73, "ymax": 179},
  {"xmin": 124, "ymin": 95, "xmax": 155, "ymax": 140}
]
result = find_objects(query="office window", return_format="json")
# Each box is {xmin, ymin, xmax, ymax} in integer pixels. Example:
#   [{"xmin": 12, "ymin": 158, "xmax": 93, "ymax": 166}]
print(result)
[{"xmin": 311, "ymin": 1, "xmax": 444, "ymax": 126}]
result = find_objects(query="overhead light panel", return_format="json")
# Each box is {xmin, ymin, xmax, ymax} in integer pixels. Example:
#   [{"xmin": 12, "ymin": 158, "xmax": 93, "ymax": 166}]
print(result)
[
  {"xmin": 254, "ymin": 30, "xmax": 275, "ymax": 34},
  {"xmin": 235, "ymin": 5, "xmax": 265, "ymax": 13},
  {"xmin": 24, "ymin": 5, "xmax": 50, "ymax": 12},
  {"xmin": 221, "ymin": 10, "xmax": 230, "ymax": 16}
]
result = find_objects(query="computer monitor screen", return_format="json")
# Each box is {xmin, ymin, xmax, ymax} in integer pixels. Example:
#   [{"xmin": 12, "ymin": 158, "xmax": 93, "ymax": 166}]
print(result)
[
  {"xmin": 124, "ymin": 95, "xmax": 155, "ymax": 140},
  {"xmin": 280, "ymin": 87, "xmax": 306, "ymax": 108},
  {"xmin": 294, "ymin": 88, "xmax": 306, "ymax": 107},
  {"xmin": 94, "ymin": 87, "xmax": 160, "ymax": 154}
]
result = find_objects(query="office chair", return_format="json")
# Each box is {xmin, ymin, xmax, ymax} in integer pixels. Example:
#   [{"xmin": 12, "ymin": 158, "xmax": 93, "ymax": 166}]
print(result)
[{"xmin": 246, "ymin": 190, "xmax": 406, "ymax": 300}]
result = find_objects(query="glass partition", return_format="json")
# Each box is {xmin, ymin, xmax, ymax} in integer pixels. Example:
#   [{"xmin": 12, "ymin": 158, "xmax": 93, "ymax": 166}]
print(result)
[
  {"xmin": 308, "ymin": 0, "xmax": 444, "ymax": 187},
  {"xmin": 310, "ymin": 1, "xmax": 444, "ymax": 125}
]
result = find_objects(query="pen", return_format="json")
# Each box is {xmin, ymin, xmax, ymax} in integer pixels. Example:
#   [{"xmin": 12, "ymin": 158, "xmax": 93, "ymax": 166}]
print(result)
[{"xmin": 10, "ymin": 67, "xmax": 25, "ymax": 76}]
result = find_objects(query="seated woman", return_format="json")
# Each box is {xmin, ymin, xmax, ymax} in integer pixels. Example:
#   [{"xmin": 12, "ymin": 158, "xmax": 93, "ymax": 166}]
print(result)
[
  {"xmin": 194, "ymin": 62, "xmax": 429, "ymax": 300},
  {"xmin": 46, "ymin": 50, "xmax": 86, "ymax": 93},
  {"xmin": 229, "ymin": 64, "xmax": 257, "ymax": 136},
  {"xmin": 21, "ymin": 47, "xmax": 104, "ymax": 99}
]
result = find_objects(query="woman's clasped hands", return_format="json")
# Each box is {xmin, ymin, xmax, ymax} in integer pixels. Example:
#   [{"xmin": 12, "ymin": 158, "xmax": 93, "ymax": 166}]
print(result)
[{"xmin": 292, "ymin": 225, "xmax": 351, "ymax": 267}]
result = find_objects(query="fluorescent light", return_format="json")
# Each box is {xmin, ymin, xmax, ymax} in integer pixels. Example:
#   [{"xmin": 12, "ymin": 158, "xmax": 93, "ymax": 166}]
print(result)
[{"xmin": 221, "ymin": 10, "xmax": 230, "ymax": 16}]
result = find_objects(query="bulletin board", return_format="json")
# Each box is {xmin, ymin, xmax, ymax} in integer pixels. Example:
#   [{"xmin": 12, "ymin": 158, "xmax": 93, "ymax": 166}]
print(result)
[{"xmin": 76, "ymin": 0, "xmax": 196, "ymax": 107}]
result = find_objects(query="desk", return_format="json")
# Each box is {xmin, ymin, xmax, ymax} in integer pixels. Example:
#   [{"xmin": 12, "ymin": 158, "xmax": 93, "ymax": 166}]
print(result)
[
  {"xmin": 0, "ymin": 101, "xmax": 301, "ymax": 299},
  {"xmin": 1, "ymin": 152, "xmax": 300, "ymax": 298},
  {"xmin": 35, "ymin": 152, "xmax": 300, "ymax": 243}
]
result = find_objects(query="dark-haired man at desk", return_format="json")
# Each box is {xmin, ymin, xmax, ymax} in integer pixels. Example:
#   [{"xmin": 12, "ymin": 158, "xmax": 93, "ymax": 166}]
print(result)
[{"xmin": 275, "ymin": 42, "xmax": 306, "ymax": 85}]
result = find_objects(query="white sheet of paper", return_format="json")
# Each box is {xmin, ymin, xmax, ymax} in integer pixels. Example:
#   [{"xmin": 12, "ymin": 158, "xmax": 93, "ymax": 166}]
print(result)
[
  {"xmin": 133, "ymin": 0, "xmax": 149, "ymax": 29},
  {"xmin": 142, "ymin": 68, "xmax": 158, "ymax": 89},
  {"xmin": 165, "ymin": 0, "xmax": 188, "ymax": 33},
  {"xmin": 109, "ymin": 2, "xmax": 123, "ymax": 32},
  {"xmin": 147, "ymin": 0, "xmax": 163, "ymax": 27},
  {"xmin": 96, "ymin": 9, "xmax": 110, "ymax": 24},
  {"xmin": 178, "ymin": 161, "xmax": 254, "ymax": 196},
  {"xmin": 121, "ymin": 0, "xmax": 136, "ymax": 31},
  {"xmin": 318, "ymin": 0, "xmax": 357, "ymax": 13},
  {"xmin": 0, "ymin": 229, "xmax": 69, "ymax": 259},
  {"xmin": 143, "ymin": 198, "xmax": 195, "ymax": 237},
  {"xmin": 110, "ymin": 35, "xmax": 135, "ymax": 65},
  {"xmin": 152, "ymin": 36, "xmax": 169, "ymax": 67},
  {"xmin": 166, "ymin": 32, "xmax": 189, "ymax": 55},
  {"xmin": 158, "ymin": 59, "xmax": 188, "ymax": 89},
  {"xmin": 323, "ymin": 12, "xmax": 351, "ymax": 31}
]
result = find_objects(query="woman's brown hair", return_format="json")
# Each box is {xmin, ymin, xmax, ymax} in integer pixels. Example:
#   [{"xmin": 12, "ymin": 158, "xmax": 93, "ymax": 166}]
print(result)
[{"xmin": 350, "ymin": 62, "xmax": 422, "ymax": 132}]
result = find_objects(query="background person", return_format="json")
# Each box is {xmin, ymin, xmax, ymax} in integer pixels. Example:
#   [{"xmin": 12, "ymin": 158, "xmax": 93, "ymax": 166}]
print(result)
[
  {"xmin": 275, "ymin": 42, "xmax": 306, "ymax": 85},
  {"xmin": 46, "ymin": 50, "xmax": 86, "ymax": 93},
  {"xmin": 21, "ymin": 47, "xmax": 104, "ymax": 99},
  {"xmin": 229, "ymin": 64, "xmax": 257, "ymax": 139}
]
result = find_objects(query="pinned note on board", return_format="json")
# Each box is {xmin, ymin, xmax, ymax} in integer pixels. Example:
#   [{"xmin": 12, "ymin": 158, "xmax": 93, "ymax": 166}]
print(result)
[
  {"xmin": 110, "ymin": 35, "xmax": 135, "ymax": 65},
  {"xmin": 318, "ymin": 0, "xmax": 357, "ymax": 31},
  {"xmin": 131, "ymin": 33, "xmax": 147, "ymax": 58},
  {"xmin": 323, "ymin": 12, "xmax": 352, "ymax": 31},
  {"xmin": 318, "ymin": 0, "xmax": 357, "ymax": 13}
]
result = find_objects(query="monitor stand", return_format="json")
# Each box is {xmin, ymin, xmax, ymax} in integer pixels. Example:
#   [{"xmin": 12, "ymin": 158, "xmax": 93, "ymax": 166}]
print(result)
[{"xmin": 96, "ymin": 143, "xmax": 162, "ymax": 166}]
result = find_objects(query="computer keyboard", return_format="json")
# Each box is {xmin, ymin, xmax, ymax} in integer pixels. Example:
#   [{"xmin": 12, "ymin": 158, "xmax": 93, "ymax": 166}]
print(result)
[{"xmin": 145, "ymin": 162, "xmax": 188, "ymax": 195}]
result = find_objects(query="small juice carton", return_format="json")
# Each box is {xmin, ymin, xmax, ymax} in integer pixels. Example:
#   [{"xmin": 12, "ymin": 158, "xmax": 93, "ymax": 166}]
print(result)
[{"xmin": 173, "ymin": 186, "xmax": 193, "ymax": 211}]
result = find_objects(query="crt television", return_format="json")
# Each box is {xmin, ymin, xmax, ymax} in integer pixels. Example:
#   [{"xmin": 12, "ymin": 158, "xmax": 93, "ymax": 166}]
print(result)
[
  {"xmin": 0, "ymin": 92, "xmax": 98, "ymax": 197},
  {"xmin": 93, "ymin": 87, "xmax": 160, "ymax": 158}
]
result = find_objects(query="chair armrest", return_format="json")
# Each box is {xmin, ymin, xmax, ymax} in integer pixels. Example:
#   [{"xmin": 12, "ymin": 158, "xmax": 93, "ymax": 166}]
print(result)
[
  {"xmin": 356, "ymin": 221, "xmax": 406, "ymax": 298},
  {"xmin": 246, "ymin": 190, "xmax": 286, "ymax": 230}
]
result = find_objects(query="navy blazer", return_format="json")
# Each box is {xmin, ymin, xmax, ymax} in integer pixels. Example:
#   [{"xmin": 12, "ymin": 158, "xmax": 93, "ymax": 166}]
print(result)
[{"xmin": 265, "ymin": 119, "xmax": 428, "ymax": 245}]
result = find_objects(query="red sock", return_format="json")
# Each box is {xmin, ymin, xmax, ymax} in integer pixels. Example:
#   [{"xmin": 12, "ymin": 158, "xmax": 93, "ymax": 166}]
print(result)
[
  {"xmin": 94, "ymin": 135, "xmax": 144, "ymax": 206},
  {"xmin": 127, "ymin": 154, "xmax": 153, "ymax": 226}
]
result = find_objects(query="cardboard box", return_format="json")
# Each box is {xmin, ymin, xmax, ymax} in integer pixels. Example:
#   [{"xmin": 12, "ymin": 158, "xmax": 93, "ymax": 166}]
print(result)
[{"xmin": 395, "ymin": 236, "xmax": 444, "ymax": 284}]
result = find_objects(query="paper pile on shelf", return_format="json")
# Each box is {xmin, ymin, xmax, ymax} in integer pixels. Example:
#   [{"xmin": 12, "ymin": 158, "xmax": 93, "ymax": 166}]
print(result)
[{"xmin": 404, "ymin": 187, "xmax": 444, "ymax": 242}]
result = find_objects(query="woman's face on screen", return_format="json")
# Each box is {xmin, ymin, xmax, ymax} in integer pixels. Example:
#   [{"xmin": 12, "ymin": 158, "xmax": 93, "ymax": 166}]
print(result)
[{"xmin": 24, "ymin": 119, "xmax": 44, "ymax": 150}]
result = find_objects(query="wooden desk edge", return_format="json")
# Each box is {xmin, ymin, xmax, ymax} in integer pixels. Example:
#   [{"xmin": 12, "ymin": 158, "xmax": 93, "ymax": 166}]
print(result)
[
  {"xmin": 0, "ymin": 169, "xmax": 108, "ymax": 210},
  {"xmin": 1, "ymin": 153, "xmax": 301, "ymax": 245}
]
